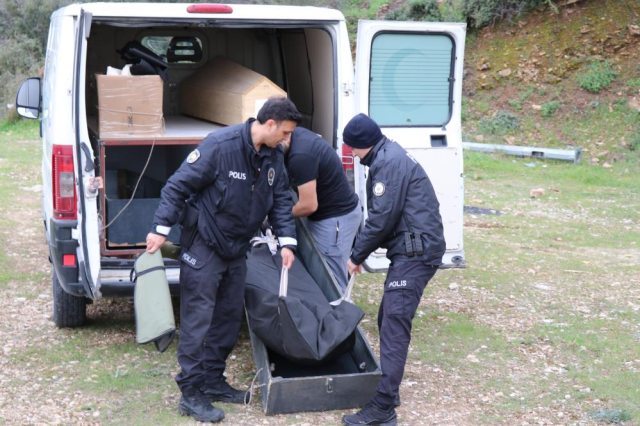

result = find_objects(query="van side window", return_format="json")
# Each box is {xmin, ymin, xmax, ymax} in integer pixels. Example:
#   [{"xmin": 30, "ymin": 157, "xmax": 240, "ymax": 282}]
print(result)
[
  {"xmin": 369, "ymin": 33, "xmax": 454, "ymax": 127},
  {"xmin": 141, "ymin": 36, "xmax": 203, "ymax": 64}
]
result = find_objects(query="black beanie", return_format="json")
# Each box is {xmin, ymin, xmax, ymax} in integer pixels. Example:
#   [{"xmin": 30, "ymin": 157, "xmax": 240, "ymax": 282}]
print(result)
[{"xmin": 343, "ymin": 113, "xmax": 383, "ymax": 149}]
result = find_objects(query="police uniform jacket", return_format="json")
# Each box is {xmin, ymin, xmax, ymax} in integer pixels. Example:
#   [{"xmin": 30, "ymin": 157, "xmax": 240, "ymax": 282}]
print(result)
[
  {"xmin": 152, "ymin": 119, "xmax": 296, "ymax": 260},
  {"xmin": 350, "ymin": 137, "xmax": 445, "ymax": 266}
]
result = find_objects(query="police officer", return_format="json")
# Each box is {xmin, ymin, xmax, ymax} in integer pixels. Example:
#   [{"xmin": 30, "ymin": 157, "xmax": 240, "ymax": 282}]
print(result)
[
  {"xmin": 280, "ymin": 127, "xmax": 361, "ymax": 292},
  {"xmin": 146, "ymin": 97, "xmax": 302, "ymax": 423},
  {"xmin": 341, "ymin": 114, "xmax": 446, "ymax": 426}
]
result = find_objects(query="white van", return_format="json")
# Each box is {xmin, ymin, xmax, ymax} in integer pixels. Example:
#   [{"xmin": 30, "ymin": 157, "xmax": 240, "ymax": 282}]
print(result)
[{"xmin": 15, "ymin": 3, "xmax": 466, "ymax": 327}]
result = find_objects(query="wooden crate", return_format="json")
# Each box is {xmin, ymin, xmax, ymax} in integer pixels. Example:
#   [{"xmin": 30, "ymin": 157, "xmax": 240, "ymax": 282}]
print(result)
[{"xmin": 179, "ymin": 57, "xmax": 286, "ymax": 126}]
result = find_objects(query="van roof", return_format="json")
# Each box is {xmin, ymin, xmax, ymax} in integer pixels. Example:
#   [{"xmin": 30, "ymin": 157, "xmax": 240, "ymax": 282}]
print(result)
[{"xmin": 55, "ymin": 3, "xmax": 345, "ymax": 22}]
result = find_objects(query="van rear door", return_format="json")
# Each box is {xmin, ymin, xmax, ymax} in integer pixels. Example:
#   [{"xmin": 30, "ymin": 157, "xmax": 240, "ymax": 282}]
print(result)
[
  {"xmin": 354, "ymin": 20, "xmax": 466, "ymax": 271},
  {"xmin": 73, "ymin": 9, "xmax": 101, "ymax": 296}
]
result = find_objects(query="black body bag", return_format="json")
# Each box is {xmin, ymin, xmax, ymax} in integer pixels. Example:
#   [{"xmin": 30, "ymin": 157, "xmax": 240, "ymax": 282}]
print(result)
[{"xmin": 244, "ymin": 244, "xmax": 364, "ymax": 365}]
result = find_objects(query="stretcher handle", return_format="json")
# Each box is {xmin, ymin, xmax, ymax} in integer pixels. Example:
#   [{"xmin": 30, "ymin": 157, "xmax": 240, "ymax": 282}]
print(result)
[{"xmin": 279, "ymin": 266, "xmax": 288, "ymax": 298}]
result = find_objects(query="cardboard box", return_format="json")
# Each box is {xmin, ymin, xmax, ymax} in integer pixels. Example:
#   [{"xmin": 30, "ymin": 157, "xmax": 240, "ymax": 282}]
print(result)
[
  {"xmin": 179, "ymin": 57, "xmax": 286, "ymax": 126},
  {"xmin": 96, "ymin": 74, "xmax": 164, "ymax": 138}
]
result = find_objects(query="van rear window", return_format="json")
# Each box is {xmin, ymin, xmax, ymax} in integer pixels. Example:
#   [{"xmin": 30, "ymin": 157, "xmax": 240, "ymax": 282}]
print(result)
[
  {"xmin": 141, "ymin": 36, "xmax": 203, "ymax": 64},
  {"xmin": 369, "ymin": 33, "xmax": 453, "ymax": 127}
]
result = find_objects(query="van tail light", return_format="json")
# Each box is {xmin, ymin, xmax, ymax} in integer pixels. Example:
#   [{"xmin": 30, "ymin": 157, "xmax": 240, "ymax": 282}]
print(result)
[
  {"xmin": 341, "ymin": 144, "xmax": 354, "ymax": 172},
  {"xmin": 187, "ymin": 4, "xmax": 233, "ymax": 13},
  {"xmin": 52, "ymin": 145, "xmax": 77, "ymax": 220}
]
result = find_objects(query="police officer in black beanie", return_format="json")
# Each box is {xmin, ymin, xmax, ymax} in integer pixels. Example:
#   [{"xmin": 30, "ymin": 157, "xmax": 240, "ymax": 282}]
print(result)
[{"xmin": 342, "ymin": 113, "xmax": 446, "ymax": 426}]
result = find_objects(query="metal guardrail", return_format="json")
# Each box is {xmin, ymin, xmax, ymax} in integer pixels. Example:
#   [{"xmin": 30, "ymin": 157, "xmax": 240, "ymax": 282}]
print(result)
[{"xmin": 462, "ymin": 142, "xmax": 582, "ymax": 163}]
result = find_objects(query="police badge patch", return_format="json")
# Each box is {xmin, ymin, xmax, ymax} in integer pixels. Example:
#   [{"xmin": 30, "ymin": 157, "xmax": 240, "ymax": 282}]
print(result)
[
  {"xmin": 186, "ymin": 149, "xmax": 200, "ymax": 164},
  {"xmin": 373, "ymin": 182, "xmax": 385, "ymax": 197},
  {"xmin": 268, "ymin": 168, "xmax": 275, "ymax": 186}
]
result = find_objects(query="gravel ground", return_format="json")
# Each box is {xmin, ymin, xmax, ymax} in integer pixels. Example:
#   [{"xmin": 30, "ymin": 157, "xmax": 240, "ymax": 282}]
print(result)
[{"xmin": 1, "ymin": 138, "xmax": 638, "ymax": 425}]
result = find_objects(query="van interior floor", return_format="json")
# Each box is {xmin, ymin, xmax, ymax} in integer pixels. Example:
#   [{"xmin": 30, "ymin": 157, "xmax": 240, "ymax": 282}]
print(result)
[{"xmin": 87, "ymin": 115, "xmax": 222, "ymax": 141}]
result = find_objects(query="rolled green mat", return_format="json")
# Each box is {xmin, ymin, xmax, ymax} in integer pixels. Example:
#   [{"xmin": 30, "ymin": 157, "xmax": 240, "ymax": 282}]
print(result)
[{"xmin": 132, "ymin": 249, "xmax": 176, "ymax": 352}]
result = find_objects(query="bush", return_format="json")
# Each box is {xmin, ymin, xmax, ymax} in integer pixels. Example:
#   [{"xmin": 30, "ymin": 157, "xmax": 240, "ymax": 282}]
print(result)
[
  {"xmin": 578, "ymin": 61, "xmax": 618, "ymax": 93},
  {"xmin": 386, "ymin": 0, "xmax": 442, "ymax": 22},
  {"xmin": 440, "ymin": 0, "xmax": 467, "ymax": 22},
  {"xmin": 385, "ymin": 0, "xmax": 557, "ymax": 27},
  {"xmin": 461, "ymin": 0, "xmax": 555, "ymax": 28},
  {"xmin": 541, "ymin": 100, "xmax": 560, "ymax": 117},
  {"xmin": 589, "ymin": 409, "xmax": 632, "ymax": 424},
  {"xmin": 479, "ymin": 109, "xmax": 519, "ymax": 134}
]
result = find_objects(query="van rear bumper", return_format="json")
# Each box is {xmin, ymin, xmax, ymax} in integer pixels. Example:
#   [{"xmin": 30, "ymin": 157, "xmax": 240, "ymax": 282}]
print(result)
[
  {"xmin": 99, "ymin": 264, "xmax": 181, "ymax": 297},
  {"xmin": 49, "ymin": 218, "xmax": 87, "ymax": 297}
]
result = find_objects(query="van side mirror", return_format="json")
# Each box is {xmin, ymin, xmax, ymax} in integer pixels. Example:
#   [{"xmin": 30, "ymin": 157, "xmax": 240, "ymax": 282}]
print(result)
[{"xmin": 16, "ymin": 77, "xmax": 41, "ymax": 119}]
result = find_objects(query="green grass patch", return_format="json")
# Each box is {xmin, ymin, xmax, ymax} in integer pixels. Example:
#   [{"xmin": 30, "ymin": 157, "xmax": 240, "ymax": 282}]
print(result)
[
  {"xmin": 507, "ymin": 98, "xmax": 522, "ymax": 111},
  {"xmin": 535, "ymin": 316, "xmax": 640, "ymax": 420},
  {"xmin": 519, "ymin": 86, "xmax": 535, "ymax": 102},
  {"xmin": 0, "ymin": 118, "xmax": 39, "ymax": 139},
  {"xmin": 0, "ymin": 119, "xmax": 43, "ymax": 289},
  {"xmin": 478, "ymin": 110, "xmax": 519, "ymax": 135},
  {"xmin": 578, "ymin": 61, "xmax": 618, "ymax": 94},
  {"xmin": 541, "ymin": 100, "xmax": 561, "ymax": 117},
  {"xmin": 464, "ymin": 151, "xmax": 640, "ymax": 190},
  {"xmin": 412, "ymin": 310, "xmax": 514, "ymax": 371},
  {"xmin": 589, "ymin": 409, "xmax": 633, "ymax": 424}
]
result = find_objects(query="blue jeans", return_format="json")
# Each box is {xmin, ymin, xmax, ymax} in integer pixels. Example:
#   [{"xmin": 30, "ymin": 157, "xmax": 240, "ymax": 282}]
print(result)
[{"xmin": 306, "ymin": 205, "xmax": 362, "ymax": 292}]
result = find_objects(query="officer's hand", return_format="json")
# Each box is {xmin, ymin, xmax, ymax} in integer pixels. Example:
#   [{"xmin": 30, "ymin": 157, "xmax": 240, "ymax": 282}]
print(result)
[
  {"xmin": 347, "ymin": 259, "xmax": 362, "ymax": 275},
  {"xmin": 146, "ymin": 233, "xmax": 167, "ymax": 254},
  {"xmin": 281, "ymin": 247, "xmax": 295, "ymax": 269}
]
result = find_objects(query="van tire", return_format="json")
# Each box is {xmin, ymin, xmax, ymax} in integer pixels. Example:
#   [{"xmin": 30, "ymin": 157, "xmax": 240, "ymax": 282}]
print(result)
[{"xmin": 52, "ymin": 270, "xmax": 87, "ymax": 328}]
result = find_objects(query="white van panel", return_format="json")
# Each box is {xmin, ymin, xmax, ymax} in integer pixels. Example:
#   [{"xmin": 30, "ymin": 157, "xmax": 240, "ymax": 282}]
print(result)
[
  {"xmin": 56, "ymin": 3, "xmax": 344, "ymax": 22},
  {"xmin": 42, "ymin": 15, "xmax": 77, "ymax": 225},
  {"xmin": 354, "ymin": 20, "xmax": 466, "ymax": 270},
  {"xmin": 73, "ymin": 10, "xmax": 101, "ymax": 294},
  {"xmin": 381, "ymin": 129, "xmax": 463, "ymax": 252}
]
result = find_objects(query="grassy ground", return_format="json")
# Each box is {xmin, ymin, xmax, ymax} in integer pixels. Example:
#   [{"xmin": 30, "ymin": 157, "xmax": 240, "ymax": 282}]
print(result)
[{"xmin": 0, "ymin": 119, "xmax": 638, "ymax": 425}]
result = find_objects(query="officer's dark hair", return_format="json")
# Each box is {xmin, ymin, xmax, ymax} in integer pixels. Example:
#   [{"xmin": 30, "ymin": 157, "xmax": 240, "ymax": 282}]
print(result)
[{"xmin": 256, "ymin": 96, "xmax": 302, "ymax": 125}]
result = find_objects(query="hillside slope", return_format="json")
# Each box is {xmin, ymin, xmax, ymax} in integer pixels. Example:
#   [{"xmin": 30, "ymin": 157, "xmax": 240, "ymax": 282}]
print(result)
[{"xmin": 461, "ymin": 0, "xmax": 640, "ymax": 166}]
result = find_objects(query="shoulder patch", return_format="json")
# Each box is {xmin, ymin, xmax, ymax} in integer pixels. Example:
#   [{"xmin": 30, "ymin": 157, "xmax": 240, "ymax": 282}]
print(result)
[
  {"xmin": 268, "ymin": 168, "xmax": 275, "ymax": 186},
  {"xmin": 187, "ymin": 149, "xmax": 201, "ymax": 164},
  {"xmin": 373, "ymin": 182, "xmax": 385, "ymax": 197}
]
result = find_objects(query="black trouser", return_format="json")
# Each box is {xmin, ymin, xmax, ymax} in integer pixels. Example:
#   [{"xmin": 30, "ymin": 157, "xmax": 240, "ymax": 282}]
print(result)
[
  {"xmin": 372, "ymin": 260, "xmax": 438, "ymax": 408},
  {"xmin": 175, "ymin": 233, "xmax": 247, "ymax": 394}
]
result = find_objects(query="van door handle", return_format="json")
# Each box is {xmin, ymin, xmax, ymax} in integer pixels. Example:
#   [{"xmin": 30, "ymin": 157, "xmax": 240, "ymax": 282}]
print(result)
[{"xmin": 80, "ymin": 143, "xmax": 95, "ymax": 172}]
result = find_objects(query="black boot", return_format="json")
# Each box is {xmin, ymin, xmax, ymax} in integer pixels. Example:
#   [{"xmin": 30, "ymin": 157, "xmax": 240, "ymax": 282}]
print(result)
[
  {"xmin": 342, "ymin": 402, "xmax": 397, "ymax": 426},
  {"xmin": 178, "ymin": 389, "xmax": 224, "ymax": 423},
  {"xmin": 202, "ymin": 377, "xmax": 250, "ymax": 404}
]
